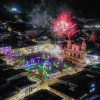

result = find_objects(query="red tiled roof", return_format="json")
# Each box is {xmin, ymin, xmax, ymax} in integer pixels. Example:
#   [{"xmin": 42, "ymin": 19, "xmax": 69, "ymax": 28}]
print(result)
[{"xmin": 76, "ymin": 43, "xmax": 81, "ymax": 46}]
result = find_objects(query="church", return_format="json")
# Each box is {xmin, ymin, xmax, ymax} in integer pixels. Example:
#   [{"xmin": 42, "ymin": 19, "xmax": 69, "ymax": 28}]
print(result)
[{"xmin": 64, "ymin": 39, "xmax": 86, "ymax": 63}]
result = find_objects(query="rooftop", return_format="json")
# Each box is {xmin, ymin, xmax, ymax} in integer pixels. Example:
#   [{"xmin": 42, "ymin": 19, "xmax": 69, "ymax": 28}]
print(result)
[
  {"xmin": 0, "ymin": 69, "xmax": 27, "ymax": 79},
  {"xmin": 58, "ymin": 70, "xmax": 100, "ymax": 88},
  {"xmin": 0, "ymin": 85, "xmax": 19, "ymax": 99},
  {"xmin": 84, "ymin": 64, "xmax": 100, "ymax": 73},
  {"xmin": 24, "ymin": 89, "xmax": 63, "ymax": 100},
  {"xmin": 86, "ymin": 50, "xmax": 100, "ymax": 55},
  {"xmin": 0, "ymin": 78, "xmax": 7, "ymax": 86},
  {"xmin": 11, "ymin": 41, "xmax": 37, "ymax": 49},
  {"xmin": 11, "ymin": 77, "xmax": 36, "ymax": 88},
  {"xmin": 76, "ymin": 43, "xmax": 81, "ymax": 46},
  {"xmin": 49, "ymin": 83, "xmax": 83, "ymax": 99}
]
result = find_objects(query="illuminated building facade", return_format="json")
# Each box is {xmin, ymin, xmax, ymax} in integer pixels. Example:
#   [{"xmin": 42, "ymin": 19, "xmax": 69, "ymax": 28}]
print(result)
[
  {"xmin": 0, "ymin": 46, "xmax": 11, "ymax": 54},
  {"xmin": 24, "ymin": 89, "xmax": 63, "ymax": 100},
  {"xmin": 65, "ymin": 39, "xmax": 86, "ymax": 63},
  {"xmin": 0, "ymin": 78, "xmax": 37, "ymax": 100},
  {"xmin": 85, "ymin": 50, "xmax": 100, "ymax": 64},
  {"xmin": 0, "ymin": 69, "xmax": 37, "ymax": 100}
]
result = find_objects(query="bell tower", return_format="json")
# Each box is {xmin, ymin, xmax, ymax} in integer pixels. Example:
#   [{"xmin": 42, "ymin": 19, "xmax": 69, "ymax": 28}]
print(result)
[
  {"xmin": 81, "ymin": 40, "xmax": 86, "ymax": 51},
  {"xmin": 67, "ymin": 39, "xmax": 72, "ymax": 49}
]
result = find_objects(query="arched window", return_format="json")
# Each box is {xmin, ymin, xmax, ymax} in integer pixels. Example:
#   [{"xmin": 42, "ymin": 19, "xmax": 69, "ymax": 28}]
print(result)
[
  {"xmin": 74, "ymin": 54, "xmax": 76, "ymax": 57},
  {"xmin": 79, "ymin": 46, "xmax": 81, "ymax": 51},
  {"xmin": 74, "ymin": 48, "xmax": 76, "ymax": 51},
  {"xmin": 78, "ymin": 54, "xmax": 80, "ymax": 58}
]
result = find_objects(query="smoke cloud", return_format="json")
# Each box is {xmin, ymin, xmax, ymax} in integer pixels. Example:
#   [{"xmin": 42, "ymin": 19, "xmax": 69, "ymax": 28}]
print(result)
[{"xmin": 28, "ymin": 5, "xmax": 52, "ymax": 29}]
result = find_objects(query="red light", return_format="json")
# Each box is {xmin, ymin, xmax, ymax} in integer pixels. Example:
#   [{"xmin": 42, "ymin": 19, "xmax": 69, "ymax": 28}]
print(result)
[{"xmin": 14, "ymin": 65, "xmax": 17, "ymax": 67}]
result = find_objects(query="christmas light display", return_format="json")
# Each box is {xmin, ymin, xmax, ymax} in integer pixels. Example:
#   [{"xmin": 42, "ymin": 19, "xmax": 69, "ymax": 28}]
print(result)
[
  {"xmin": 53, "ymin": 11, "xmax": 76, "ymax": 38},
  {"xmin": 64, "ymin": 63, "xmax": 68, "ymax": 68},
  {"xmin": 42, "ymin": 53, "xmax": 46, "ymax": 59},
  {"xmin": 4, "ymin": 45, "xmax": 71, "ymax": 79},
  {"xmin": 0, "ymin": 46, "xmax": 10, "ymax": 53},
  {"xmin": 37, "ymin": 64, "xmax": 43, "ymax": 69}
]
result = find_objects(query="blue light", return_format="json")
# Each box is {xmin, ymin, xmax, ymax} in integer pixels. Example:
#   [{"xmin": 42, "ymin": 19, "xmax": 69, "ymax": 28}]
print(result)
[
  {"xmin": 57, "ymin": 61, "xmax": 60, "ymax": 64},
  {"xmin": 11, "ymin": 8, "xmax": 18, "ymax": 12},
  {"xmin": 91, "ymin": 84, "xmax": 95, "ymax": 88}
]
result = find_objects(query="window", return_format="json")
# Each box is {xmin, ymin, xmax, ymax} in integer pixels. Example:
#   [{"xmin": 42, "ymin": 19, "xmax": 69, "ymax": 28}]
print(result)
[
  {"xmin": 78, "ymin": 54, "xmax": 80, "ymax": 58},
  {"xmin": 74, "ymin": 48, "xmax": 76, "ymax": 51},
  {"xmin": 79, "ymin": 46, "xmax": 81, "ymax": 51},
  {"xmin": 74, "ymin": 54, "xmax": 76, "ymax": 57}
]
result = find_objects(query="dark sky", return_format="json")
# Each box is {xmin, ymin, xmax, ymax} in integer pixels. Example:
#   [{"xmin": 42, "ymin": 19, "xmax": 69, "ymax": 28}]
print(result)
[
  {"xmin": 0, "ymin": 0, "xmax": 100, "ymax": 19},
  {"xmin": 72, "ymin": 0, "xmax": 100, "ymax": 19}
]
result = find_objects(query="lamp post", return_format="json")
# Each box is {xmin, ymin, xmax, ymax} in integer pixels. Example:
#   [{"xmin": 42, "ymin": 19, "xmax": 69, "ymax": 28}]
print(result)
[{"xmin": 11, "ymin": 7, "xmax": 18, "ymax": 12}]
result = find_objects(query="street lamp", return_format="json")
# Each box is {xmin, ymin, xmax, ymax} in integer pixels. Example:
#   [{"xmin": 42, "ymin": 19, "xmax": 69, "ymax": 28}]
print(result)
[
  {"xmin": 11, "ymin": 7, "xmax": 18, "ymax": 12},
  {"xmin": 91, "ymin": 83, "xmax": 95, "ymax": 88}
]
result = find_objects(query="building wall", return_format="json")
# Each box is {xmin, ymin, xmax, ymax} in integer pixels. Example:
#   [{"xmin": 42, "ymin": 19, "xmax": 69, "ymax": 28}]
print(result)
[
  {"xmin": 7, "ymin": 72, "xmax": 28, "ymax": 82},
  {"xmin": 85, "ymin": 54, "xmax": 100, "ymax": 64},
  {"xmin": 50, "ymin": 88, "xmax": 65, "ymax": 100},
  {"xmin": 64, "ymin": 41, "xmax": 86, "ymax": 63},
  {"xmin": 5, "ymin": 83, "xmax": 37, "ymax": 100},
  {"xmin": 50, "ymin": 88, "xmax": 75, "ymax": 100}
]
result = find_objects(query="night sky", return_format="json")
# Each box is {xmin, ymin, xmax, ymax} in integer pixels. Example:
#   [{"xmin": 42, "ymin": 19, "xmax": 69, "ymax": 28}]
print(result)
[{"xmin": 0, "ymin": 0, "xmax": 100, "ymax": 20}]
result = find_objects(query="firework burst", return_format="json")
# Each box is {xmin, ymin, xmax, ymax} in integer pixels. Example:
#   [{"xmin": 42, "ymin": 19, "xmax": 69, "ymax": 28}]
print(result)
[{"xmin": 53, "ymin": 11, "xmax": 76, "ymax": 38}]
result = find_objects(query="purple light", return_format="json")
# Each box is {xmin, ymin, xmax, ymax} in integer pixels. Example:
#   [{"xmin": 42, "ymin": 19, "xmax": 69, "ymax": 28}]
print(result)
[
  {"xmin": 38, "ymin": 59, "xmax": 40, "ymax": 64},
  {"xmin": 31, "ymin": 58, "xmax": 34, "ymax": 62},
  {"xmin": 57, "ymin": 61, "xmax": 60, "ymax": 64}
]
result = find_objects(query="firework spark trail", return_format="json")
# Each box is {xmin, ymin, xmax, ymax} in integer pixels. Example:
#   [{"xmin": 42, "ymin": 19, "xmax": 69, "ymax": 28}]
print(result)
[{"xmin": 53, "ymin": 11, "xmax": 76, "ymax": 38}]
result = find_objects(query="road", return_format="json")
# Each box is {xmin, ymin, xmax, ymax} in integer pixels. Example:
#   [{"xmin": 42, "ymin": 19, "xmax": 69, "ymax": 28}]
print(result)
[{"xmin": 36, "ymin": 66, "xmax": 84, "ymax": 91}]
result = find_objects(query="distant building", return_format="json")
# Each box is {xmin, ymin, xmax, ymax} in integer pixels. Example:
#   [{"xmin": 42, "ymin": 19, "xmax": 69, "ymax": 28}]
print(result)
[
  {"xmin": 26, "ymin": 30, "xmax": 37, "ymax": 37},
  {"xmin": 84, "ymin": 24, "xmax": 100, "ymax": 30},
  {"xmin": 85, "ymin": 50, "xmax": 100, "ymax": 64},
  {"xmin": 24, "ymin": 89, "xmax": 63, "ymax": 100},
  {"xmin": 88, "ymin": 32, "xmax": 95, "ymax": 43},
  {"xmin": 0, "ymin": 46, "xmax": 11, "ymax": 54},
  {"xmin": 49, "ymin": 70, "xmax": 100, "ymax": 100}
]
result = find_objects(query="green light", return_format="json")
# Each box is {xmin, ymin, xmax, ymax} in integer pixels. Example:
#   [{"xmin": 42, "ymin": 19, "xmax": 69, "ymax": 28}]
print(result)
[
  {"xmin": 37, "ymin": 65, "xmax": 43, "ymax": 69},
  {"xmin": 54, "ymin": 63, "xmax": 56, "ymax": 66},
  {"xmin": 93, "ymin": 64, "xmax": 97, "ymax": 66},
  {"xmin": 43, "ymin": 71, "xmax": 47, "ymax": 76},
  {"xmin": 25, "ymin": 68, "xmax": 31, "ymax": 71},
  {"xmin": 26, "ymin": 52, "xmax": 29, "ymax": 55},
  {"xmin": 21, "ymin": 58, "xmax": 25, "ymax": 62},
  {"xmin": 46, "ymin": 67, "xmax": 49, "ymax": 70},
  {"xmin": 64, "ymin": 64, "xmax": 68, "ymax": 68}
]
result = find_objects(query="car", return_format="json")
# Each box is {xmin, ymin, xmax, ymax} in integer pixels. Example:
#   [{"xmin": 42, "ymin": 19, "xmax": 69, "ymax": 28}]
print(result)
[{"xmin": 40, "ymin": 82, "xmax": 44, "ymax": 85}]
